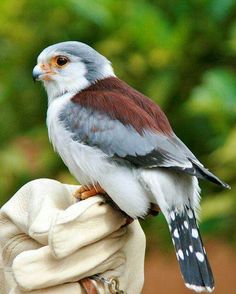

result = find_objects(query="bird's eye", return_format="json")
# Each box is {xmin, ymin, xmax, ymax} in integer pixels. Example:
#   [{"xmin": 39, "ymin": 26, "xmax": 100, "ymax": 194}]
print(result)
[{"xmin": 55, "ymin": 56, "xmax": 69, "ymax": 67}]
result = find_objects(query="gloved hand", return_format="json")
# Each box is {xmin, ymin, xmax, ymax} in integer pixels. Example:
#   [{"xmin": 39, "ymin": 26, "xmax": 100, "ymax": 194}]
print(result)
[{"xmin": 0, "ymin": 179, "xmax": 145, "ymax": 294}]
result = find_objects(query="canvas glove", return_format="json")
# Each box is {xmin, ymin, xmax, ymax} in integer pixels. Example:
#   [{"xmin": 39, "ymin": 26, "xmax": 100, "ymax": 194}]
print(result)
[{"xmin": 0, "ymin": 179, "xmax": 145, "ymax": 293}]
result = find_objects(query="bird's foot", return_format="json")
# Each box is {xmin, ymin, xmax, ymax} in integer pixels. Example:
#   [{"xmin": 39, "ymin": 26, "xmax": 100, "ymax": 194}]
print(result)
[
  {"xmin": 125, "ymin": 216, "xmax": 134, "ymax": 225},
  {"xmin": 74, "ymin": 184, "xmax": 106, "ymax": 200}
]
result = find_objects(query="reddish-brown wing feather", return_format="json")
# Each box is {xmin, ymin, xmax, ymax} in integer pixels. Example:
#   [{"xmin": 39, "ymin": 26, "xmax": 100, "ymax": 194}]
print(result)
[{"xmin": 72, "ymin": 77, "xmax": 173, "ymax": 135}]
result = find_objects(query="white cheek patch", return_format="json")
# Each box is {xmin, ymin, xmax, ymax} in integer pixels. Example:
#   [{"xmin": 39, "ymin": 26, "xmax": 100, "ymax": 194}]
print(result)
[{"xmin": 44, "ymin": 61, "xmax": 90, "ymax": 102}]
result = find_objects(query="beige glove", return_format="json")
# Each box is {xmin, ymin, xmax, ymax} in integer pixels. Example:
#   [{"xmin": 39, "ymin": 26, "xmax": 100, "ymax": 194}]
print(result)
[{"xmin": 0, "ymin": 179, "xmax": 145, "ymax": 294}]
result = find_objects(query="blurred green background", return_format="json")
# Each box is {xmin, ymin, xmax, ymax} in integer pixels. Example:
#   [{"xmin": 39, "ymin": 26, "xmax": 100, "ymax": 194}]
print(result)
[{"xmin": 0, "ymin": 0, "xmax": 236, "ymax": 292}]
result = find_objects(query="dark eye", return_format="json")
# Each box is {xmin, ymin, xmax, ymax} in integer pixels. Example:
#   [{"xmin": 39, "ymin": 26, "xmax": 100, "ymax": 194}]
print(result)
[{"xmin": 56, "ymin": 56, "xmax": 69, "ymax": 66}]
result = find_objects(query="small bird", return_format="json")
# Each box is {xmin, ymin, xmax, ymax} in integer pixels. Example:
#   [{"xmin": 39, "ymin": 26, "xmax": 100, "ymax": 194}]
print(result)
[{"xmin": 33, "ymin": 41, "xmax": 229, "ymax": 292}]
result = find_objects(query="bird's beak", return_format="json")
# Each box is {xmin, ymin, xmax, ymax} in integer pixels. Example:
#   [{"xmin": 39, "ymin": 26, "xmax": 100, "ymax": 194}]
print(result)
[
  {"xmin": 32, "ymin": 64, "xmax": 54, "ymax": 82},
  {"xmin": 32, "ymin": 65, "xmax": 44, "ymax": 82}
]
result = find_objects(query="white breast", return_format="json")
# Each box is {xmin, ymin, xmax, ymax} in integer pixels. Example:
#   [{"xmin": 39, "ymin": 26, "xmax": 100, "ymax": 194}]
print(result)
[{"xmin": 46, "ymin": 93, "xmax": 109, "ymax": 185}]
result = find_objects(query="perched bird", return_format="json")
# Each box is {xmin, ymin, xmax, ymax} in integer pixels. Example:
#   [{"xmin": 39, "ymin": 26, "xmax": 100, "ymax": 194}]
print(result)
[{"xmin": 33, "ymin": 41, "xmax": 230, "ymax": 292}]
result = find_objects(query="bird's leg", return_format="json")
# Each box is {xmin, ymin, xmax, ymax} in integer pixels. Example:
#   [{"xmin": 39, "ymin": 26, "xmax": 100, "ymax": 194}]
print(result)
[
  {"xmin": 149, "ymin": 203, "xmax": 161, "ymax": 216},
  {"xmin": 124, "ymin": 215, "xmax": 134, "ymax": 225},
  {"xmin": 74, "ymin": 184, "xmax": 106, "ymax": 200}
]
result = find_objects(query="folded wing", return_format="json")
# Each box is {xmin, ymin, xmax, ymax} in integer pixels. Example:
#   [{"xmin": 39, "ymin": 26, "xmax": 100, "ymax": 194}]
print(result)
[{"xmin": 59, "ymin": 78, "xmax": 229, "ymax": 188}]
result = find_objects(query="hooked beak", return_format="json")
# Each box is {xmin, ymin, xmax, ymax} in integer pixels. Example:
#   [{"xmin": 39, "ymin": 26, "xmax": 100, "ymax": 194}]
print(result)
[
  {"xmin": 32, "ymin": 64, "xmax": 54, "ymax": 82},
  {"xmin": 32, "ymin": 65, "xmax": 43, "ymax": 82}
]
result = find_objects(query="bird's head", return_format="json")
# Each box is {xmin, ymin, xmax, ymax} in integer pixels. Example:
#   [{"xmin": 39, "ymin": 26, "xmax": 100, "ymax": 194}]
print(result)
[{"xmin": 33, "ymin": 41, "xmax": 115, "ymax": 102}]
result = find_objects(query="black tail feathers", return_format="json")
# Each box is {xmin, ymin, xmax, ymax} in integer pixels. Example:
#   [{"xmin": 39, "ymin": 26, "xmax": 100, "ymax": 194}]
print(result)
[
  {"xmin": 168, "ymin": 206, "xmax": 214, "ymax": 293},
  {"xmin": 189, "ymin": 159, "xmax": 230, "ymax": 189}
]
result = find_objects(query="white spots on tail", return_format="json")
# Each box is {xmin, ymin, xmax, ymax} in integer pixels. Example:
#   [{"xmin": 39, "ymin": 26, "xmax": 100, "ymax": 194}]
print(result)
[
  {"xmin": 170, "ymin": 211, "xmax": 175, "ymax": 220},
  {"xmin": 196, "ymin": 252, "xmax": 205, "ymax": 262},
  {"xmin": 178, "ymin": 249, "xmax": 184, "ymax": 260},
  {"xmin": 187, "ymin": 209, "xmax": 194, "ymax": 219},
  {"xmin": 184, "ymin": 220, "xmax": 189, "ymax": 229},
  {"xmin": 186, "ymin": 249, "xmax": 189, "ymax": 256},
  {"xmin": 189, "ymin": 245, "xmax": 193, "ymax": 253},
  {"xmin": 173, "ymin": 229, "xmax": 179, "ymax": 238},
  {"xmin": 192, "ymin": 228, "xmax": 199, "ymax": 238}
]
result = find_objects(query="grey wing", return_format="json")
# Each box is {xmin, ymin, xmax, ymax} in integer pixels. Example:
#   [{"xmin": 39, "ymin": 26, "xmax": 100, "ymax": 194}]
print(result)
[
  {"xmin": 59, "ymin": 102, "xmax": 229, "ymax": 188},
  {"xmin": 60, "ymin": 102, "xmax": 197, "ymax": 170}
]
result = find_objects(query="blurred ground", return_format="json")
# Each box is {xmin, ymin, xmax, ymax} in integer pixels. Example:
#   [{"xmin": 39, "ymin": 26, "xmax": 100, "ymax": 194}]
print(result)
[{"xmin": 143, "ymin": 241, "xmax": 236, "ymax": 294}]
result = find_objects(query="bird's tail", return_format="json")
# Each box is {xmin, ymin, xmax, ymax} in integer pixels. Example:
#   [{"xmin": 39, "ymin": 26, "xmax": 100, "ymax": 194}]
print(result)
[
  {"xmin": 168, "ymin": 205, "xmax": 214, "ymax": 292},
  {"xmin": 189, "ymin": 159, "xmax": 230, "ymax": 189}
]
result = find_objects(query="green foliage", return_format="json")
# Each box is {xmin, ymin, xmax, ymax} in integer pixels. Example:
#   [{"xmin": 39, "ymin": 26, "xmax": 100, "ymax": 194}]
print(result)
[{"xmin": 0, "ymin": 0, "xmax": 235, "ymax": 243}]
